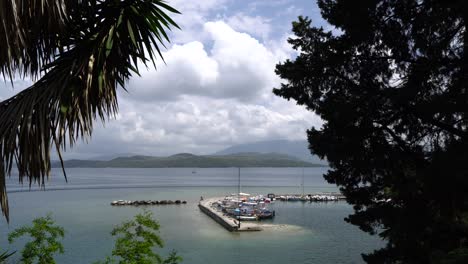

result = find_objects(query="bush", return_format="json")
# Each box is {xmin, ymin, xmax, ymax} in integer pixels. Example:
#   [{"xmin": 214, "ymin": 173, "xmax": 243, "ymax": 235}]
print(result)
[
  {"xmin": 96, "ymin": 210, "xmax": 182, "ymax": 264},
  {"xmin": 8, "ymin": 214, "xmax": 64, "ymax": 264}
]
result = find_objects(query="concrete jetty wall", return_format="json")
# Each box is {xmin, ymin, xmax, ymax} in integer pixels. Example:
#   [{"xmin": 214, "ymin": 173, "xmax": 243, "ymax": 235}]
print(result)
[
  {"xmin": 199, "ymin": 198, "xmax": 263, "ymax": 232},
  {"xmin": 198, "ymin": 201, "xmax": 238, "ymax": 232}
]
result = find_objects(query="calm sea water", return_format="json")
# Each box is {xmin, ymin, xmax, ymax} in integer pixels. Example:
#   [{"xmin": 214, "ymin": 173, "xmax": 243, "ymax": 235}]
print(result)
[{"xmin": 1, "ymin": 168, "xmax": 382, "ymax": 263}]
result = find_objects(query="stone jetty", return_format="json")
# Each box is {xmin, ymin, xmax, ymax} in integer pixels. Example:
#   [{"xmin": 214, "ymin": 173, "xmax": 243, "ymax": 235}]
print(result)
[
  {"xmin": 111, "ymin": 200, "xmax": 187, "ymax": 206},
  {"xmin": 199, "ymin": 197, "xmax": 265, "ymax": 232}
]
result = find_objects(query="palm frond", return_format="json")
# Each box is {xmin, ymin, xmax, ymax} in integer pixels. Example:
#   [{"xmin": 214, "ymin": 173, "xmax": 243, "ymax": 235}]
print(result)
[
  {"xmin": 0, "ymin": 0, "xmax": 180, "ymax": 222},
  {"xmin": 0, "ymin": 0, "xmax": 69, "ymax": 80},
  {"xmin": 0, "ymin": 250, "xmax": 15, "ymax": 263}
]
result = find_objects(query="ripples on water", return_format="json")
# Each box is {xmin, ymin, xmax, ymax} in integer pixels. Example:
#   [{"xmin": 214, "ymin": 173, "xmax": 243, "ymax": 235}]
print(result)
[{"xmin": 1, "ymin": 168, "xmax": 382, "ymax": 264}]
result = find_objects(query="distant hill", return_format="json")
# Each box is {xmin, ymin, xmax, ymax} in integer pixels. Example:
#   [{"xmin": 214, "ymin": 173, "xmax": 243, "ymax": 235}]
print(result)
[
  {"xmin": 214, "ymin": 140, "xmax": 327, "ymax": 165},
  {"xmin": 52, "ymin": 152, "xmax": 326, "ymax": 168},
  {"xmin": 87, "ymin": 153, "xmax": 138, "ymax": 161}
]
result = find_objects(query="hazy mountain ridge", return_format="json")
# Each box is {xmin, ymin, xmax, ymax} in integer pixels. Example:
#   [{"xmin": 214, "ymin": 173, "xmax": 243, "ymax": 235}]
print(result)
[
  {"xmin": 214, "ymin": 140, "xmax": 327, "ymax": 164},
  {"xmin": 52, "ymin": 152, "xmax": 325, "ymax": 168}
]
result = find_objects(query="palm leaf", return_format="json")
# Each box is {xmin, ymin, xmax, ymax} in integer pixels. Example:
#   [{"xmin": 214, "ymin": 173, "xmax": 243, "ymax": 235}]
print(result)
[
  {"xmin": 0, "ymin": 0, "xmax": 68, "ymax": 80},
  {"xmin": 0, "ymin": 250, "xmax": 15, "ymax": 263},
  {"xmin": 0, "ymin": 0, "xmax": 179, "ymax": 222}
]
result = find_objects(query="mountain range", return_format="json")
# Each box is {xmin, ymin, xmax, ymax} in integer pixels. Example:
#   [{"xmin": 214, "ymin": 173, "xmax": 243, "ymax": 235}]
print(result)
[
  {"xmin": 53, "ymin": 139, "xmax": 327, "ymax": 168},
  {"xmin": 52, "ymin": 152, "xmax": 326, "ymax": 168},
  {"xmin": 214, "ymin": 139, "xmax": 326, "ymax": 164}
]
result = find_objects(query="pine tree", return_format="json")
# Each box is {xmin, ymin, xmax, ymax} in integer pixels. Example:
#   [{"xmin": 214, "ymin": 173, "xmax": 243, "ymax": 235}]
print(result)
[{"xmin": 274, "ymin": 1, "xmax": 468, "ymax": 262}]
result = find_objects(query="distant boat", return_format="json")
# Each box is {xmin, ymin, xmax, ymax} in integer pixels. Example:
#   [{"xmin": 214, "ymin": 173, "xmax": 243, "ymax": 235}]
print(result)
[{"xmin": 192, "ymin": 170, "xmax": 197, "ymax": 174}]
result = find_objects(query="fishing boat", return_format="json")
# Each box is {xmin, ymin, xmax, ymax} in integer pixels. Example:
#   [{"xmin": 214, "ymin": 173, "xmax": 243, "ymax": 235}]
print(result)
[{"xmin": 257, "ymin": 209, "xmax": 275, "ymax": 219}]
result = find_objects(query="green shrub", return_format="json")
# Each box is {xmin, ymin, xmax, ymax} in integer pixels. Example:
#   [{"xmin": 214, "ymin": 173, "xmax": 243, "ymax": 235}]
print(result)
[
  {"xmin": 97, "ymin": 210, "xmax": 182, "ymax": 264},
  {"xmin": 8, "ymin": 214, "xmax": 64, "ymax": 264}
]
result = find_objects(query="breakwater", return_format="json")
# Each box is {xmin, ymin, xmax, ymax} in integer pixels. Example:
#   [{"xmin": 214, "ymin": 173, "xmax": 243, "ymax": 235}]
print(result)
[
  {"xmin": 199, "ymin": 202, "xmax": 238, "ymax": 231},
  {"xmin": 111, "ymin": 199, "xmax": 187, "ymax": 206},
  {"xmin": 273, "ymin": 192, "xmax": 346, "ymax": 202}
]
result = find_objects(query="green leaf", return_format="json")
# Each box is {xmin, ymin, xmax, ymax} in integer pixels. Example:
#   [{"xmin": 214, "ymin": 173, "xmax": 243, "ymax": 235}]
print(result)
[
  {"xmin": 127, "ymin": 21, "xmax": 137, "ymax": 47},
  {"xmin": 0, "ymin": 250, "xmax": 15, "ymax": 262},
  {"xmin": 98, "ymin": 73, "xmax": 104, "ymax": 92},
  {"xmin": 60, "ymin": 105, "xmax": 68, "ymax": 114},
  {"xmin": 105, "ymin": 25, "xmax": 115, "ymax": 57},
  {"xmin": 154, "ymin": 1, "xmax": 181, "ymax": 15}
]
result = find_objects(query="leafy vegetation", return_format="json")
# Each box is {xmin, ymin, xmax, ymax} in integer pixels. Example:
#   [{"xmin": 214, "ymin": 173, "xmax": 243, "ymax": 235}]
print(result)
[
  {"xmin": 0, "ymin": 0, "xmax": 179, "ymax": 222},
  {"xmin": 8, "ymin": 214, "xmax": 65, "ymax": 264},
  {"xmin": 274, "ymin": 0, "xmax": 468, "ymax": 263},
  {"xmin": 52, "ymin": 152, "xmax": 325, "ymax": 168},
  {"xmin": 5, "ymin": 212, "xmax": 181, "ymax": 263},
  {"xmin": 96, "ymin": 211, "xmax": 182, "ymax": 264}
]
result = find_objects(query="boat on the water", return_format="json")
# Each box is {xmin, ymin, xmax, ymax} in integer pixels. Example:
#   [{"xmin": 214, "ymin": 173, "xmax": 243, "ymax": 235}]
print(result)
[
  {"xmin": 214, "ymin": 194, "xmax": 276, "ymax": 221},
  {"xmin": 257, "ymin": 209, "xmax": 275, "ymax": 219}
]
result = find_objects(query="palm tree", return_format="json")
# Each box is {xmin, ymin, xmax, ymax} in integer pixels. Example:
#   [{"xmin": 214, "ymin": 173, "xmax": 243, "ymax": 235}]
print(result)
[{"xmin": 0, "ymin": 0, "xmax": 180, "ymax": 222}]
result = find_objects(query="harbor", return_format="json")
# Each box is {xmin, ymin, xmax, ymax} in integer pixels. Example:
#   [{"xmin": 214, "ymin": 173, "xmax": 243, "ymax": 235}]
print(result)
[
  {"xmin": 4, "ymin": 167, "xmax": 381, "ymax": 264},
  {"xmin": 199, "ymin": 197, "xmax": 264, "ymax": 232},
  {"xmin": 199, "ymin": 192, "xmax": 345, "ymax": 232}
]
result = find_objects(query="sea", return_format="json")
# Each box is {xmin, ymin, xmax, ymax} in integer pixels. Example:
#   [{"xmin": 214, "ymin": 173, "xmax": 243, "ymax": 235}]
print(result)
[{"xmin": 1, "ymin": 167, "xmax": 383, "ymax": 263}]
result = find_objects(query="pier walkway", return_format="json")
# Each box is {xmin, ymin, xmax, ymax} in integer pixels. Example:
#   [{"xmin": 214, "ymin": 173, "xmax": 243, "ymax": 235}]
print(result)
[{"xmin": 199, "ymin": 197, "xmax": 262, "ymax": 232}]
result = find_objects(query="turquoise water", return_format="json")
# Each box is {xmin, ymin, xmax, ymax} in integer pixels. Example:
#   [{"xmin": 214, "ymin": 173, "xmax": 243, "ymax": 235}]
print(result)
[{"xmin": 1, "ymin": 168, "xmax": 382, "ymax": 263}]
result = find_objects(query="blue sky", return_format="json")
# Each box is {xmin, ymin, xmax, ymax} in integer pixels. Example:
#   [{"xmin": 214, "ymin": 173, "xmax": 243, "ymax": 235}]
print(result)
[
  {"xmin": 169, "ymin": 0, "xmax": 327, "ymax": 44},
  {"xmin": 0, "ymin": 0, "xmax": 329, "ymax": 159}
]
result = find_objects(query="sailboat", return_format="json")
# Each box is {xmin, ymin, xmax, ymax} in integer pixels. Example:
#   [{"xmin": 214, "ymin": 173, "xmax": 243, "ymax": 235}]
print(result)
[{"xmin": 300, "ymin": 167, "xmax": 309, "ymax": 201}]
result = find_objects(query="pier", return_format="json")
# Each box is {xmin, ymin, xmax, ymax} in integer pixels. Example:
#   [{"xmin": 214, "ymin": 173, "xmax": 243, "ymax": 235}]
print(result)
[
  {"xmin": 274, "ymin": 192, "xmax": 346, "ymax": 201},
  {"xmin": 199, "ymin": 197, "xmax": 262, "ymax": 232}
]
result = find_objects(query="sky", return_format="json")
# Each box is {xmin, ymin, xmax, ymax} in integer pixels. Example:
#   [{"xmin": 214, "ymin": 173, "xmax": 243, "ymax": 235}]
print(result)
[{"xmin": 0, "ymin": 0, "xmax": 330, "ymax": 159}]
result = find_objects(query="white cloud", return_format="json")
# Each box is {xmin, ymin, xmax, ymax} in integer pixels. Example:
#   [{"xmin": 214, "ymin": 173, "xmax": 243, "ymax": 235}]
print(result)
[
  {"xmin": 129, "ymin": 41, "xmax": 219, "ymax": 101},
  {"xmin": 168, "ymin": 0, "xmax": 229, "ymax": 44},
  {"xmin": 59, "ymin": 19, "xmax": 323, "ymax": 159},
  {"xmin": 128, "ymin": 21, "xmax": 280, "ymax": 102},
  {"xmin": 1, "ymin": 1, "xmax": 327, "ymax": 159},
  {"xmin": 226, "ymin": 13, "xmax": 271, "ymax": 40},
  {"xmin": 65, "ymin": 94, "xmax": 320, "ymax": 159}
]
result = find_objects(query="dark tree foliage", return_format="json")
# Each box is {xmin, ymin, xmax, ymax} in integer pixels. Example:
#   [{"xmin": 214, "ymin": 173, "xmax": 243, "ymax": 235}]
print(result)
[{"xmin": 274, "ymin": 1, "xmax": 468, "ymax": 263}]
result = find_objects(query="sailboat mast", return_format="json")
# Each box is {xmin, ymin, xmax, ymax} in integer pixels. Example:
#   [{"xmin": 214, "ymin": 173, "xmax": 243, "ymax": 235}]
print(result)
[
  {"xmin": 238, "ymin": 167, "xmax": 241, "ymax": 228},
  {"xmin": 302, "ymin": 167, "xmax": 305, "ymax": 197}
]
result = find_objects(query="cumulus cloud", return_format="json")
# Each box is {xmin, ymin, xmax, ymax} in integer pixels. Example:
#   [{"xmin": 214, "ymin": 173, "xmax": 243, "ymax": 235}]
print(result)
[
  {"xmin": 226, "ymin": 13, "xmax": 271, "ymax": 40},
  {"xmin": 58, "ymin": 18, "xmax": 324, "ymax": 159},
  {"xmin": 168, "ymin": 0, "xmax": 229, "ymax": 44},
  {"xmin": 129, "ymin": 41, "xmax": 219, "ymax": 101},
  {"xmin": 128, "ymin": 21, "xmax": 279, "ymax": 102},
  {"xmin": 1, "ymin": 1, "xmax": 326, "ymax": 159},
  {"xmin": 65, "ymin": 94, "xmax": 320, "ymax": 159}
]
